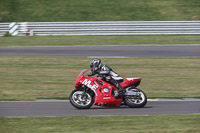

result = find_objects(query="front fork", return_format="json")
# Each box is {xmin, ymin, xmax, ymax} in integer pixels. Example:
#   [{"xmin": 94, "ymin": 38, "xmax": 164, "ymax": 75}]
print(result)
[{"xmin": 82, "ymin": 85, "xmax": 94, "ymax": 99}]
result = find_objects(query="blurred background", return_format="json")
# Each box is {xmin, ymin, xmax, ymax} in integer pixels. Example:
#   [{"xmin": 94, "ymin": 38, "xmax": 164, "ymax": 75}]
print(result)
[{"xmin": 0, "ymin": 0, "xmax": 200, "ymax": 133}]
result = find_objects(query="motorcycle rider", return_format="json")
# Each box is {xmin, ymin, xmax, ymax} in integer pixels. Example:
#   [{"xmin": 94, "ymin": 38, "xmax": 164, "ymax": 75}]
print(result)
[{"xmin": 88, "ymin": 59, "xmax": 125, "ymax": 98}]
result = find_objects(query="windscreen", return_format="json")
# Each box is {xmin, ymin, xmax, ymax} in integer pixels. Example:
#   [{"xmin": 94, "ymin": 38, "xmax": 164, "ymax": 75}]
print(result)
[{"xmin": 78, "ymin": 69, "xmax": 88, "ymax": 76}]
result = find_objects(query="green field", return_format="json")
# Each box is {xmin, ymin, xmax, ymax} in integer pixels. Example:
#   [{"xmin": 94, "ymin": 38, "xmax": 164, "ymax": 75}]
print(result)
[
  {"xmin": 0, "ymin": 0, "xmax": 200, "ymax": 22},
  {"xmin": 0, "ymin": 35, "xmax": 200, "ymax": 47},
  {"xmin": 0, "ymin": 57, "xmax": 199, "ymax": 101},
  {"xmin": 1, "ymin": 0, "xmax": 199, "ymax": 132},
  {"xmin": 1, "ymin": 114, "xmax": 200, "ymax": 133}
]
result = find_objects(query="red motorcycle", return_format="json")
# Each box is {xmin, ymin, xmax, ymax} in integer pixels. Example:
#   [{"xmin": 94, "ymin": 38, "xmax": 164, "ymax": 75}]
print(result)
[{"xmin": 70, "ymin": 69, "xmax": 147, "ymax": 109}]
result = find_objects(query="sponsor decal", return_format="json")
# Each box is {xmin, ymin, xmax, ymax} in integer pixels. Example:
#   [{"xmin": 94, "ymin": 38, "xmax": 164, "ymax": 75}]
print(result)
[{"xmin": 82, "ymin": 79, "xmax": 99, "ymax": 90}]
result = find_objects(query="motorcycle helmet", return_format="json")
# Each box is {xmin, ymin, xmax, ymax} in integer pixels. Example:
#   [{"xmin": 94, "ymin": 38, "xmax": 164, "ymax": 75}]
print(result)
[{"xmin": 90, "ymin": 59, "xmax": 103, "ymax": 73}]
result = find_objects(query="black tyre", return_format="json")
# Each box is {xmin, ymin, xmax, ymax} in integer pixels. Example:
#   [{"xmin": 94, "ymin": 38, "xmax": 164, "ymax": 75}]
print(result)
[
  {"xmin": 69, "ymin": 88, "xmax": 94, "ymax": 109},
  {"xmin": 124, "ymin": 88, "xmax": 147, "ymax": 108}
]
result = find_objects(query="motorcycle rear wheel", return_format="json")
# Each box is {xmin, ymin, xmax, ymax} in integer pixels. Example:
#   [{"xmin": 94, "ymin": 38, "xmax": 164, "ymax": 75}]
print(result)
[
  {"xmin": 70, "ymin": 88, "xmax": 94, "ymax": 109},
  {"xmin": 124, "ymin": 88, "xmax": 147, "ymax": 108}
]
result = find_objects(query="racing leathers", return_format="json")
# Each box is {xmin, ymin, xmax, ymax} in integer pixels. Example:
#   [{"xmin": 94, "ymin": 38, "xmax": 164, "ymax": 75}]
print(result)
[{"xmin": 89, "ymin": 65, "xmax": 125, "ymax": 96}]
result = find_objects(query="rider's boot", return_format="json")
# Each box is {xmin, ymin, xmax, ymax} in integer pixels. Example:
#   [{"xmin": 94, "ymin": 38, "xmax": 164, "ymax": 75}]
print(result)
[
  {"xmin": 110, "ymin": 78, "xmax": 125, "ymax": 98},
  {"xmin": 114, "ymin": 86, "xmax": 125, "ymax": 98}
]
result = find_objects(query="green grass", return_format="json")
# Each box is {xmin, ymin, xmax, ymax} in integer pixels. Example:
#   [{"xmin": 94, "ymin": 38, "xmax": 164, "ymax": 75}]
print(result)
[
  {"xmin": 0, "ymin": 35, "xmax": 200, "ymax": 47},
  {"xmin": 0, "ymin": 57, "xmax": 200, "ymax": 101},
  {"xmin": 1, "ymin": 114, "xmax": 200, "ymax": 133},
  {"xmin": 0, "ymin": 0, "xmax": 200, "ymax": 22}
]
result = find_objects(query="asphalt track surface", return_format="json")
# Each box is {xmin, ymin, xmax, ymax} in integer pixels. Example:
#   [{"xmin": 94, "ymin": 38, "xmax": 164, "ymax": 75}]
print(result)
[
  {"xmin": 0, "ymin": 45, "xmax": 200, "ymax": 57},
  {"xmin": 0, "ymin": 99, "xmax": 200, "ymax": 117},
  {"xmin": 1, "ymin": 45, "xmax": 199, "ymax": 117}
]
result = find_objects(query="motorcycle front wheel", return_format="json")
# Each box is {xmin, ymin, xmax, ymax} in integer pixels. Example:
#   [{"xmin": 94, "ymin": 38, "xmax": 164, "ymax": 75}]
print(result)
[
  {"xmin": 69, "ymin": 88, "xmax": 94, "ymax": 109},
  {"xmin": 124, "ymin": 88, "xmax": 147, "ymax": 108}
]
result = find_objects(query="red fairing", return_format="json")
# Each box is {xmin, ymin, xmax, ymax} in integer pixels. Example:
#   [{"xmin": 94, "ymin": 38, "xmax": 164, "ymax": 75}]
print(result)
[
  {"xmin": 75, "ymin": 69, "xmax": 122, "ymax": 107},
  {"xmin": 120, "ymin": 78, "xmax": 142, "ymax": 88},
  {"xmin": 93, "ymin": 80, "xmax": 122, "ymax": 107},
  {"xmin": 75, "ymin": 69, "xmax": 89, "ymax": 88}
]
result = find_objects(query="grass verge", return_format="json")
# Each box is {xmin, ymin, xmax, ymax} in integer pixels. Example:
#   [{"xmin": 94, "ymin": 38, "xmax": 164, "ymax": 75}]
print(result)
[
  {"xmin": 0, "ymin": 0, "xmax": 200, "ymax": 22},
  {"xmin": 1, "ymin": 114, "xmax": 200, "ymax": 133},
  {"xmin": 0, "ymin": 57, "xmax": 199, "ymax": 101},
  {"xmin": 0, "ymin": 35, "xmax": 200, "ymax": 47}
]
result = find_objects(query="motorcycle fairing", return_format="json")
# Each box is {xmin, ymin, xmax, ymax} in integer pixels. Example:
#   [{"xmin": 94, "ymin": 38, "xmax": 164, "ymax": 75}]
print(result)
[
  {"xmin": 74, "ymin": 70, "xmax": 141, "ymax": 107},
  {"xmin": 120, "ymin": 78, "xmax": 142, "ymax": 88},
  {"xmin": 75, "ymin": 70, "xmax": 122, "ymax": 107},
  {"xmin": 80, "ymin": 76, "xmax": 122, "ymax": 107}
]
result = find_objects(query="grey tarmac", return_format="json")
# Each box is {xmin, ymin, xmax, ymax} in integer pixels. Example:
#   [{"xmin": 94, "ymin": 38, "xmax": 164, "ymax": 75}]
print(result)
[
  {"xmin": 0, "ymin": 100, "xmax": 200, "ymax": 117},
  {"xmin": 1, "ymin": 45, "xmax": 199, "ymax": 117},
  {"xmin": 0, "ymin": 45, "xmax": 200, "ymax": 57}
]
